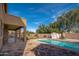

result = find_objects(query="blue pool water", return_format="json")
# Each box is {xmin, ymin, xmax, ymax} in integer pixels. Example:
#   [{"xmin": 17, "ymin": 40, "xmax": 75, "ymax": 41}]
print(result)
[{"xmin": 38, "ymin": 39, "xmax": 79, "ymax": 52}]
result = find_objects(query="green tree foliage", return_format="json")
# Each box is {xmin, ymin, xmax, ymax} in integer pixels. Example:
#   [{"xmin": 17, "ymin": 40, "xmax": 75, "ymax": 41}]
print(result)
[
  {"xmin": 36, "ymin": 24, "xmax": 49, "ymax": 33},
  {"xmin": 36, "ymin": 9, "xmax": 79, "ymax": 33},
  {"xmin": 58, "ymin": 9, "xmax": 79, "ymax": 33}
]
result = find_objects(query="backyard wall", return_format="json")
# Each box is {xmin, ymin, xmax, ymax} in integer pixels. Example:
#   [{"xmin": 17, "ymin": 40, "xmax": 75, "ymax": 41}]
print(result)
[
  {"xmin": 37, "ymin": 34, "xmax": 50, "ymax": 38},
  {"xmin": 30, "ymin": 33, "xmax": 79, "ymax": 39},
  {"xmin": 63, "ymin": 33, "xmax": 79, "ymax": 39},
  {"xmin": 29, "ymin": 34, "xmax": 50, "ymax": 39}
]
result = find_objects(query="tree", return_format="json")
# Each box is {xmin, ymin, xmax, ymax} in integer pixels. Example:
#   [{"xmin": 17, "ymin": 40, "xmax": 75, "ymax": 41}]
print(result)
[
  {"xmin": 36, "ymin": 24, "xmax": 48, "ymax": 33},
  {"xmin": 36, "ymin": 9, "xmax": 79, "ymax": 34},
  {"xmin": 57, "ymin": 9, "xmax": 79, "ymax": 33}
]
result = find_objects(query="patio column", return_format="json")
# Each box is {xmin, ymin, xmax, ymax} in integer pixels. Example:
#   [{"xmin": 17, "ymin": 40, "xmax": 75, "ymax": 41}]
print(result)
[
  {"xmin": 23, "ymin": 26, "xmax": 26, "ymax": 42},
  {"xmin": 15, "ymin": 30, "xmax": 17, "ymax": 43},
  {"xmin": 19, "ymin": 29, "xmax": 21, "ymax": 40},
  {"xmin": 3, "ymin": 25, "xmax": 8, "ymax": 44},
  {"xmin": 22, "ymin": 18, "xmax": 27, "ymax": 42}
]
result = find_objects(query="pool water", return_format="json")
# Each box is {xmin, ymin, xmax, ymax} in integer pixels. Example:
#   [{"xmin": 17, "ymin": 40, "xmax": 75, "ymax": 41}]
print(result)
[{"xmin": 38, "ymin": 39, "xmax": 79, "ymax": 52}]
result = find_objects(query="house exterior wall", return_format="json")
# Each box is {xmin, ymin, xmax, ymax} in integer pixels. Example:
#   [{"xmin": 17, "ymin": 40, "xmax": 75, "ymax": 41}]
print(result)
[
  {"xmin": 3, "ymin": 15, "xmax": 24, "ymax": 28},
  {"xmin": 0, "ymin": 4, "xmax": 26, "ymax": 50},
  {"xmin": 0, "ymin": 4, "xmax": 5, "ymax": 14},
  {"xmin": 0, "ymin": 19, "xmax": 3, "ymax": 49},
  {"xmin": 0, "ymin": 4, "xmax": 7, "ymax": 14},
  {"xmin": 0, "ymin": 3, "xmax": 7, "ymax": 50}
]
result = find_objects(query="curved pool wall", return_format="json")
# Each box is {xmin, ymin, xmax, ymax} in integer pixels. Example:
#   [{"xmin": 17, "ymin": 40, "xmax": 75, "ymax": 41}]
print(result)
[{"xmin": 38, "ymin": 39, "xmax": 79, "ymax": 52}]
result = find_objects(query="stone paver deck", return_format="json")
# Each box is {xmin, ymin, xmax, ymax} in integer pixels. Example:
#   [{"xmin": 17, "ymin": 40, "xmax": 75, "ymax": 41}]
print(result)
[
  {"xmin": 1, "ymin": 38, "xmax": 79, "ymax": 56},
  {"xmin": 23, "ymin": 39, "xmax": 39, "ymax": 56},
  {"xmin": 0, "ymin": 39, "xmax": 26, "ymax": 56}
]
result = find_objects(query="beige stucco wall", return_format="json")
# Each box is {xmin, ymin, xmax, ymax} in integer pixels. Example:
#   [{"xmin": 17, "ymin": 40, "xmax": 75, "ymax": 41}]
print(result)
[
  {"xmin": 0, "ymin": 4, "xmax": 5, "ymax": 14},
  {"xmin": 0, "ymin": 19, "xmax": 3, "ymax": 50},
  {"xmin": 0, "ymin": 37, "xmax": 3, "ymax": 50},
  {"xmin": 63, "ymin": 33, "xmax": 79, "ymax": 39},
  {"xmin": 2, "ymin": 15, "xmax": 24, "ymax": 27},
  {"xmin": 30, "ymin": 33, "xmax": 79, "ymax": 39},
  {"xmin": 29, "ymin": 34, "xmax": 50, "ymax": 38}
]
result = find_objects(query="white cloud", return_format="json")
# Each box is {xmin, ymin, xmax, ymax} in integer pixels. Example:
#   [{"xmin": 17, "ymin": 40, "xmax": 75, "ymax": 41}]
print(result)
[
  {"xmin": 34, "ymin": 22, "xmax": 42, "ymax": 25},
  {"xmin": 51, "ymin": 5, "xmax": 74, "ymax": 22},
  {"xmin": 51, "ymin": 15, "xmax": 57, "ymax": 23},
  {"xmin": 76, "ymin": 4, "xmax": 79, "ymax": 6},
  {"xmin": 51, "ymin": 15, "xmax": 56, "ymax": 19},
  {"xmin": 9, "ymin": 10, "xmax": 25, "ymax": 19},
  {"xmin": 50, "ymin": 8, "xmax": 70, "ymax": 23},
  {"xmin": 28, "ymin": 8, "xmax": 35, "ymax": 10},
  {"xmin": 27, "ymin": 28, "xmax": 36, "ymax": 32},
  {"xmin": 9, "ymin": 10, "xmax": 21, "ymax": 17}
]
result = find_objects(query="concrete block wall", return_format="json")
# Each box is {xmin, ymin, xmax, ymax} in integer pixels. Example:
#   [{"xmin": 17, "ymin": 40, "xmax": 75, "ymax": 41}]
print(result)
[{"xmin": 63, "ymin": 33, "xmax": 79, "ymax": 39}]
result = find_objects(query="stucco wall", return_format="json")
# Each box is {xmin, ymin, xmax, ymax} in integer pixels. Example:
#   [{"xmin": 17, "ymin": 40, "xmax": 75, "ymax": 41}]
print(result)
[
  {"xmin": 29, "ymin": 34, "xmax": 50, "ymax": 38},
  {"xmin": 0, "ymin": 37, "xmax": 3, "ymax": 50},
  {"xmin": 63, "ymin": 33, "xmax": 79, "ymax": 39},
  {"xmin": 0, "ymin": 4, "xmax": 5, "ymax": 14},
  {"xmin": 30, "ymin": 33, "xmax": 79, "ymax": 39},
  {"xmin": 0, "ymin": 19, "xmax": 3, "ymax": 50}
]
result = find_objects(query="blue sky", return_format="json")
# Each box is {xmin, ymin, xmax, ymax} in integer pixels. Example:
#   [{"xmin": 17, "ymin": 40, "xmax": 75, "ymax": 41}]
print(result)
[{"xmin": 8, "ymin": 3, "xmax": 79, "ymax": 32}]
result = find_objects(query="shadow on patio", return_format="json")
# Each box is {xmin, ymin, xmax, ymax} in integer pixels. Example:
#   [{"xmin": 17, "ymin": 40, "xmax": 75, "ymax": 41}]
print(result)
[{"xmin": 0, "ymin": 38, "xmax": 28, "ymax": 56}]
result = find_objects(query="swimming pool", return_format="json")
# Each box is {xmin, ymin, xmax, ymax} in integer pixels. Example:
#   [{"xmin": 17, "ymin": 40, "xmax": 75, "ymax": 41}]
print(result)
[{"xmin": 38, "ymin": 39, "xmax": 79, "ymax": 52}]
